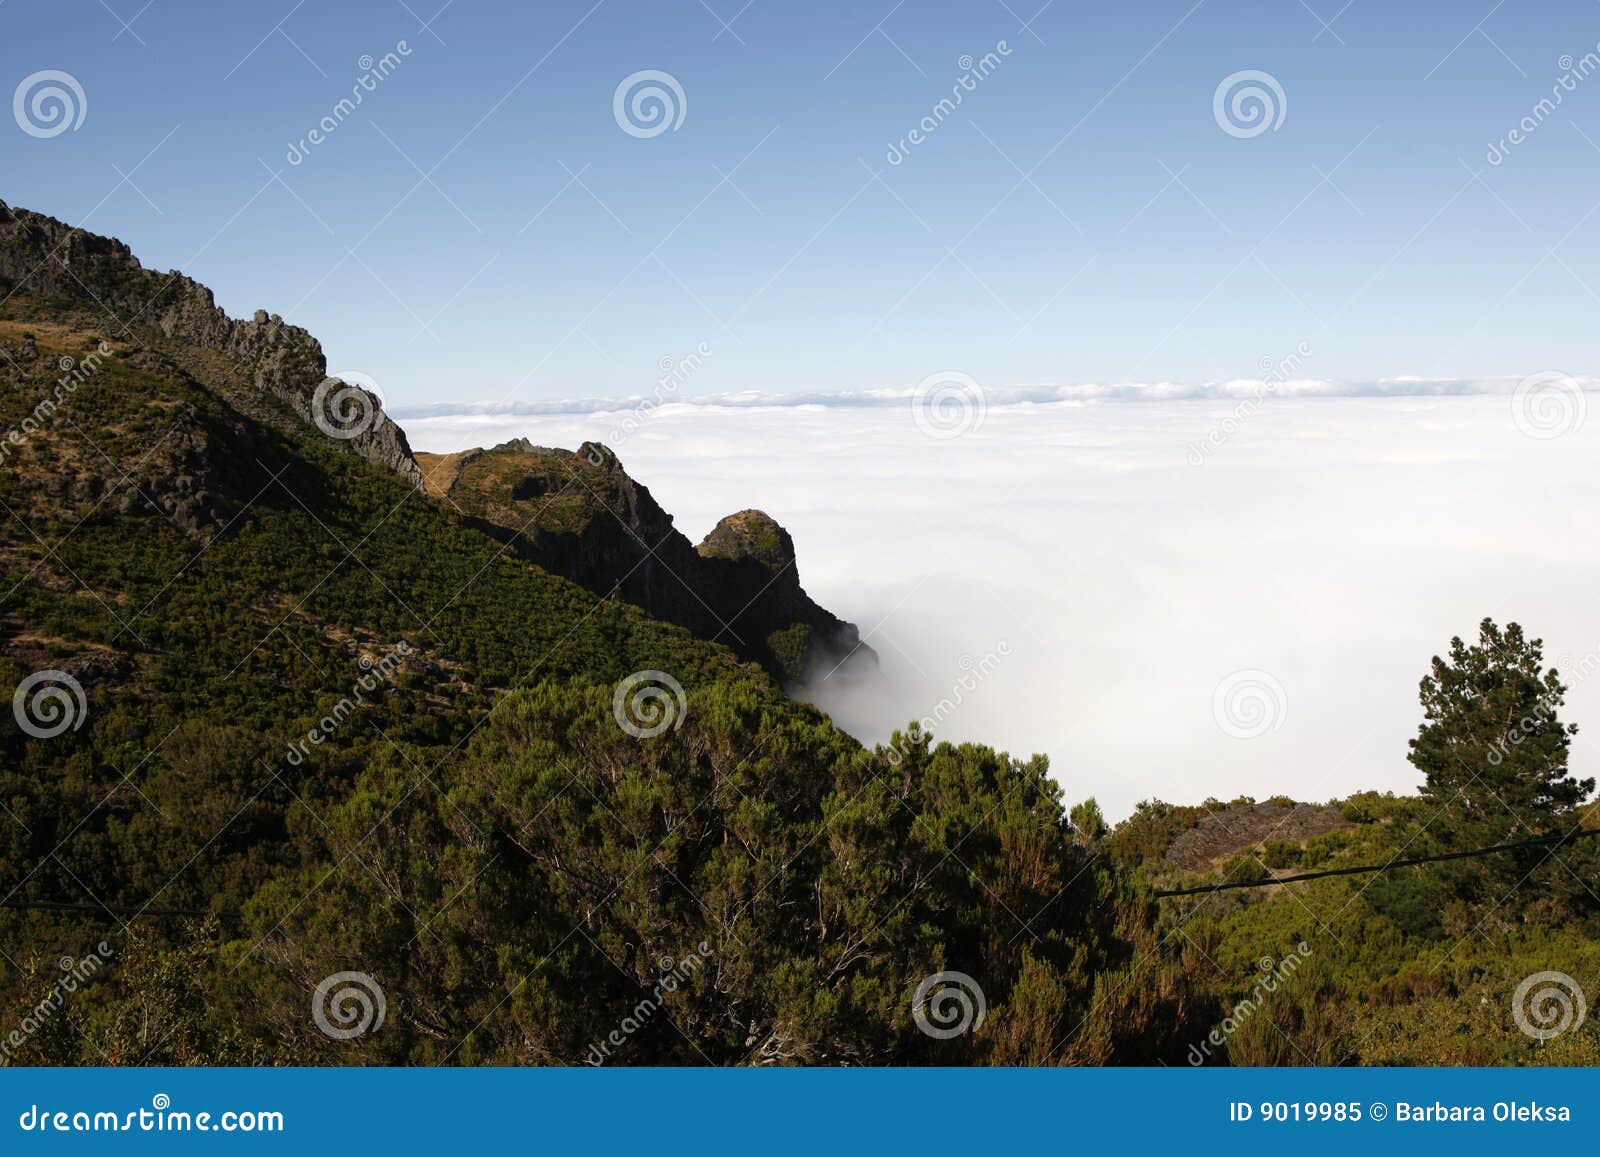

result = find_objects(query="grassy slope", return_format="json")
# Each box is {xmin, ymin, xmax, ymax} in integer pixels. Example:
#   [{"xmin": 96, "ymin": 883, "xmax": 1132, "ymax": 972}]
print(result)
[
  {"xmin": 2, "ymin": 296, "xmax": 1596, "ymax": 1066},
  {"xmin": 1104, "ymin": 791, "xmax": 1600, "ymax": 1064},
  {"xmin": 0, "ymin": 301, "xmax": 763, "ymax": 945},
  {"xmin": 0, "ymin": 301, "xmax": 1181, "ymax": 1065}
]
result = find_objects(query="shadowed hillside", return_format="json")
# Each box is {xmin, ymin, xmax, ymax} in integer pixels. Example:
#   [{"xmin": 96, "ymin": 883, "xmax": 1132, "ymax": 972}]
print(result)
[
  {"xmin": 417, "ymin": 439, "xmax": 874, "ymax": 684},
  {"xmin": 0, "ymin": 201, "xmax": 1192, "ymax": 1066}
]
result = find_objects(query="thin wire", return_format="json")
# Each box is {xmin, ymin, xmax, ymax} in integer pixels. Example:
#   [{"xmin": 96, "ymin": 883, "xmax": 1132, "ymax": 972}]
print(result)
[
  {"xmin": 1153, "ymin": 825, "xmax": 1600, "ymax": 898},
  {"xmin": 0, "ymin": 899, "xmax": 239, "ymax": 920}
]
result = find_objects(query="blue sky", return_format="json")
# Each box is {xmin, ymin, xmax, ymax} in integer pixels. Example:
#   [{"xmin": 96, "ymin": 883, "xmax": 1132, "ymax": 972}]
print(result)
[{"xmin": 3, "ymin": 0, "xmax": 1599, "ymax": 407}]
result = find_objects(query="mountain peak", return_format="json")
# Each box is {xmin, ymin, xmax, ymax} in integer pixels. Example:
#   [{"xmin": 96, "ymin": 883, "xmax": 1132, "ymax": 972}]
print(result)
[
  {"xmin": 698, "ymin": 510, "xmax": 794, "ymax": 572},
  {"xmin": 413, "ymin": 444, "xmax": 874, "ymax": 683},
  {"xmin": 0, "ymin": 200, "xmax": 422, "ymax": 489}
]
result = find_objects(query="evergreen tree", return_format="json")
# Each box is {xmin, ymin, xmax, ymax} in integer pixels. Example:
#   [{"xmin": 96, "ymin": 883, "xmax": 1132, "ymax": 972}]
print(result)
[
  {"xmin": 1409, "ymin": 619, "xmax": 1592, "ymax": 845},
  {"xmin": 1069, "ymin": 798, "xmax": 1106, "ymax": 848}
]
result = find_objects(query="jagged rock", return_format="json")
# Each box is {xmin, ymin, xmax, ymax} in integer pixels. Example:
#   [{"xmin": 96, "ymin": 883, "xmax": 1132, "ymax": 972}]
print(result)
[
  {"xmin": 1164, "ymin": 803, "xmax": 1354, "ymax": 872},
  {"xmin": 490, "ymin": 437, "xmax": 554, "ymax": 454},
  {"xmin": 699, "ymin": 510, "xmax": 793, "ymax": 572},
  {"xmin": 414, "ymin": 441, "xmax": 875, "ymax": 684},
  {"xmin": 0, "ymin": 198, "xmax": 869, "ymax": 683},
  {"xmin": 0, "ymin": 200, "xmax": 423, "ymax": 489}
]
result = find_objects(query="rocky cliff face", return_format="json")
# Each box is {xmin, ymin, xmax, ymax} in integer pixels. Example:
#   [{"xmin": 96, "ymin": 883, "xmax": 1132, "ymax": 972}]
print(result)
[
  {"xmin": 0, "ymin": 326, "xmax": 256, "ymax": 539},
  {"xmin": 0, "ymin": 200, "xmax": 422, "ymax": 488},
  {"xmin": 416, "ymin": 441, "xmax": 875, "ymax": 683},
  {"xmin": 1, "ymin": 200, "xmax": 870, "ymax": 682}
]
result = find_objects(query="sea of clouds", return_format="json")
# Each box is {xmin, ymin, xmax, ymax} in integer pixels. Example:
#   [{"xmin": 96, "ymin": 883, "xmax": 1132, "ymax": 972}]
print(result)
[
  {"xmin": 392, "ymin": 374, "xmax": 1600, "ymax": 420},
  {"xmin": 401, "ymin": 383, "xmax": 1600, "ymax": 820}
]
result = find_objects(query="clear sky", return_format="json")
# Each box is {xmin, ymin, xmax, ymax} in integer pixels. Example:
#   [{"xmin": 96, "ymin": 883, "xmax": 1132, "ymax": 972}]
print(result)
[{"xmin": 4, "ymin": 0, "xmax": 1599, "ymax": 407}]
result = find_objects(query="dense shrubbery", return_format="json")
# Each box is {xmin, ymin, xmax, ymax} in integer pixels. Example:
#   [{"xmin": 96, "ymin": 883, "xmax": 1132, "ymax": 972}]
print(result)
[
  {"xmin": 1163, "ymin": 811, "xmax": 1600, "ymax": 1065},
  {"xmin": 1113, "ymin": 622, "xmax": 1600, "ymax": 1066},
  {"xmin": 0, "ymin": 315, "xmax": 1202, "ymax": 1064},
  {"xmin": 1, "ymin": 312, "xmax": 1594, "ymax": 1066}
]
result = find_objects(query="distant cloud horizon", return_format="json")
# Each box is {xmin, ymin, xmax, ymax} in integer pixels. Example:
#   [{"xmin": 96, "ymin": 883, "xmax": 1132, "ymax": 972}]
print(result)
[
  {"xmin": 402, "ymin": 392, "xmax": 1600, "ymax": 820},
  {"xmin": 388, "ymin": 374, "xmax": 1600, "ymax": 422}
]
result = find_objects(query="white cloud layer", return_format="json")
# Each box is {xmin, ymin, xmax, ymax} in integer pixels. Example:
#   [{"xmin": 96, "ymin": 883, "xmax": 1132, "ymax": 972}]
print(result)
[
  {"xmin": 389, "ymin": 375, "xmax": 1600, "ymax": 420},
  {"xmin": 404, "ymin": 391, "xmax": 1600, "ymax": 820}
]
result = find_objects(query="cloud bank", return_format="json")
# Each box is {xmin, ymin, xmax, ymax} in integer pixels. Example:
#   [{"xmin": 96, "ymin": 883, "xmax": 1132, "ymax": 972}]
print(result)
[
  {"xmin": 404, "ymin": 392, "xmax": 1600, "ymax": 819},
  {"xmin": 389, "ymin": 374, "xmax": 1600, "ymax": 421}
]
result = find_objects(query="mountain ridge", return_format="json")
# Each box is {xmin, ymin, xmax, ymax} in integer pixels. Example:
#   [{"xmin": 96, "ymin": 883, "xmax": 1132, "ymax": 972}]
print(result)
[
  {"xmin": 2, "ymin": 200, "xmax": 1598, "ymax": 1069},
  {"xmin": 0, "ymin": 199, "xmax": 423, "ymax": 489},
  {"xmin": 415, "ymin": 439, "xmax": 874, "ymax": 684},
  {"xmin": 0, "ymin": 206, "xmax": 1176, "ymax": 1064},
  {"xmin": 0, "ymin": 199, "xmax": 868, "ymax": 681}
]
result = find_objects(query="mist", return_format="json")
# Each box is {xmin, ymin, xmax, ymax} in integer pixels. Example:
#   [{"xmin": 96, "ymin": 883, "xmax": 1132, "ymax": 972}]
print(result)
[{"xmin": 403, "ymin": 388, "xmax": 1600, "ymax": 819}]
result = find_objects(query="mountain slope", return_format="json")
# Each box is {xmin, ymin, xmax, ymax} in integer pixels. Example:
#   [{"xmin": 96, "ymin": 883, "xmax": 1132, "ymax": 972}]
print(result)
[
  {"xmin": 416, "ymin": 439, "xmax": 875, "ymax": 683},
  {"xmin": 4, "ymin": 201, "xmax": 1596, "ymax": 1069},
  {"xmin": 1, "ymin": 199, "xmax": 871, "ymax": 684},
  {"xmin": 0, "ymin": 202, "xmax": 1181, "ymax": 1066},
  {"xmin": 0, "ymin": 200, "xmax": 421, "ymax": 488}
]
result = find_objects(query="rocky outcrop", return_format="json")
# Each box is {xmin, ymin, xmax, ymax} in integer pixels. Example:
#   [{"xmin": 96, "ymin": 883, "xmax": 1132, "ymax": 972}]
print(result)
[
  {"xmin": 0, "ymin": 200, "xmax": 867, "ymax": 682},
  {"xmin": 414, "ymin": 441, "xmax": 875, "ymax": 683},
  {"xmin": 699, "ymin": 510, "xmax": 793, "ymax": 571},
  {"xmin": 0, "ymin": 200, "xmax": 422, "ymax": 488},
  {"xmin": 1164, "ymin": 803, "xmax": 1354, "ymax": 872},
  {"xmin": 0, "ymin": 328, "xmax": 253, "ymax": 538}
]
